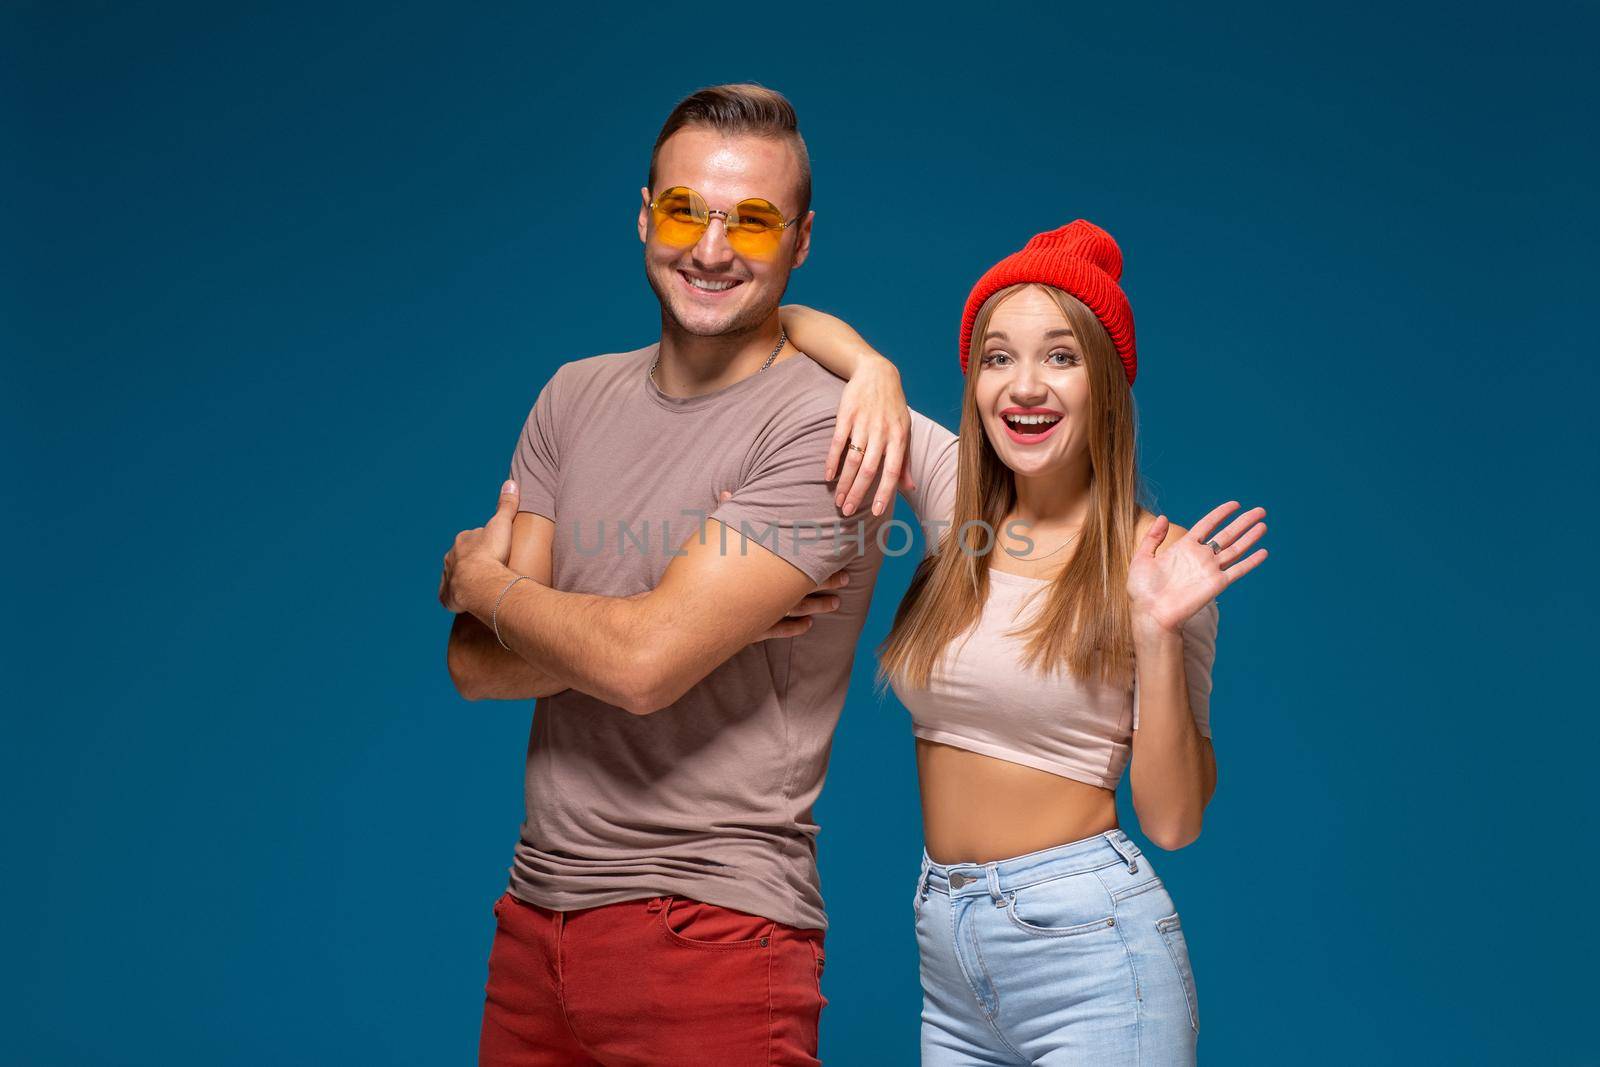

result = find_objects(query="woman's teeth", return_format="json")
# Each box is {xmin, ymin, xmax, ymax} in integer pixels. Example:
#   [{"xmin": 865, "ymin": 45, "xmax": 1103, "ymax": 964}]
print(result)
[{"xmin": 1004, "ymin": 414, "xmax": 1061, "ymax": 433}]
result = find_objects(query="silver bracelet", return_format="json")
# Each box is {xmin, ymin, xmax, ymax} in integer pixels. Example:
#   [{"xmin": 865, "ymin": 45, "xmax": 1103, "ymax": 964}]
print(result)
[{"xmin": 492, "ymin": 574, "xmax": 535, "ymax": 651}]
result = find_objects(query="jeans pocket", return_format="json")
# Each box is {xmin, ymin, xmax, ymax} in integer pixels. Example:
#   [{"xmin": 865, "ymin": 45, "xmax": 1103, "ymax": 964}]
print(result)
[
  {"xmin": 1002, "ymin": 872, "xmax": 1118, "ymax": 938},
  {"xmin": 659, "ymin": 896, "xmax": 775, "ymax": 950},
  {"xmin": 1156, "ymin": 912, "xmax": 1199, "ymax": 1032}
]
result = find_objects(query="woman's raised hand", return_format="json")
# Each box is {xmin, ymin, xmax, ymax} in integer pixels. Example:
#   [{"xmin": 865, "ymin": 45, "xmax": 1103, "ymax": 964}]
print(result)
[
  {"xmin": 1126, "ymin": 502, "xmax": 1269, "ymax": 634},
  {"xmin": 825, "ymin": 357, "xmax": 916, "ymax": 518}
]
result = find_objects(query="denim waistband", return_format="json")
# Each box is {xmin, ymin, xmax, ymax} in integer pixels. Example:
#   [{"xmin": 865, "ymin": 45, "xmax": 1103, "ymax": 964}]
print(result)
[{"xmin": 917, "ymin": 828, "xmax": 1144, "ymax": 903}]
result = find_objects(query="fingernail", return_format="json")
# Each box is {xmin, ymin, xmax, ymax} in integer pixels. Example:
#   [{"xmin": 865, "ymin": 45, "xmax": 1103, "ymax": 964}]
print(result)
[{"xmin": 502, "ymin": 479, "xmax": 516, "ymax": 493}]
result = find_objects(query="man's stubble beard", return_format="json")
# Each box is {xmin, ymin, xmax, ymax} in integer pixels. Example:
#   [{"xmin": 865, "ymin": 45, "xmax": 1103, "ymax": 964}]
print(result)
[{"xmin": 645, "ymin": 256, "xmax": 788, "ymax": 341}]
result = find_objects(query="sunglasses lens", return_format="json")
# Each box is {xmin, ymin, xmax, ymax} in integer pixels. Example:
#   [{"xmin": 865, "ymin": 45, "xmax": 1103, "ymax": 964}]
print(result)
[
  {"xmin": 725, "ymin": 199, "xmax": 786, "ymax": 257},
  {"xmin": 652, "ymin": 187, "xmax": 706, "ymax": 246}
]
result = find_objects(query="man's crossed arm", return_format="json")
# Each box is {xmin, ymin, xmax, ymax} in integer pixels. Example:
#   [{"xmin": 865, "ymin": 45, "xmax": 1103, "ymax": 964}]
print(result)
[{"xmin": 442, "ymin": 481, "xmax": 849, "ymax": 712}]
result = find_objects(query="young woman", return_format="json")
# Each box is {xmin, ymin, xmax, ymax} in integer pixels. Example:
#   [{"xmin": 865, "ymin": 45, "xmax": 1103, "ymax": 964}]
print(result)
[{"xmin": 780, "ymin": 220, "xmax": 1268, "ymax": 1064}]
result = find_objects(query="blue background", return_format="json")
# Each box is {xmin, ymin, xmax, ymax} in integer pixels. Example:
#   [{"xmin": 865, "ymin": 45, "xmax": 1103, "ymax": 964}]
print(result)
[{"xmin": 8, "ymin": 1, "xmax": 1597, "ymax": 1063}]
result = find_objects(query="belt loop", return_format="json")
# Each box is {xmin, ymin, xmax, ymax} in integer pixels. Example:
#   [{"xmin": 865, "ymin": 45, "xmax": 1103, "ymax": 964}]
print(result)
[
  {"xmin": 917, "ymin": 852, "xmax": 932, "ymax": 901},
  {"xmin": 1105, "ymin": 830, "xmax": 1140, "ymax": 874},
  {"xmin": 984, "ymin": 864, "xmax": 1006, "ymax": 907}
]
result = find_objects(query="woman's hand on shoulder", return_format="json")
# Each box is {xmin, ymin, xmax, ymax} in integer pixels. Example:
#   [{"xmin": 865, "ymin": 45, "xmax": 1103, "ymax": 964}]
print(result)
[
  {"xmin": 778, "ymin": 303, "xmax": 916, "ymax": 518},
  {"xmin": 1127, "ymin": 502, "xmax": 1269, "ymax": 634},
  {"xmin": 827, "ymin": 355, "xmax": 915, "ymax": 518}
]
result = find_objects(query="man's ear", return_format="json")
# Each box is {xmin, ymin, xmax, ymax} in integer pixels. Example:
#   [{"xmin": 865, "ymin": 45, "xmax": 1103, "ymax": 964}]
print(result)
[
  {"xmin": 638, "ymin": 187, "xmax": 650, "ymax": 244},
  {"xmin": 790, "ymin": 209, "xmax": 814, "ymax": 269}
]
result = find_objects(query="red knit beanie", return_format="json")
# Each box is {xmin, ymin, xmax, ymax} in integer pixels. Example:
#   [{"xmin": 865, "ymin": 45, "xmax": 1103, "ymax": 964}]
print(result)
[{"xmin": 958, "ymin": 219, "xmax": 1136, "ymax": 385}]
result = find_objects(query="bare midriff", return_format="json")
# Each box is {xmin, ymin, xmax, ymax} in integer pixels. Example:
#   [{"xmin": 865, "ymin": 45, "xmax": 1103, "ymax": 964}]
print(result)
[{"xmin": 916, "ymin": 737, "xmax": 1118, "ymax": 865}]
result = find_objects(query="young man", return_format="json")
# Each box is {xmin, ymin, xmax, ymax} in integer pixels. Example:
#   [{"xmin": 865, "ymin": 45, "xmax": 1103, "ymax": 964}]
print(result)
[{"xmin": 439, "ymin": 84, "xmax": 899, "ymax": 1065}]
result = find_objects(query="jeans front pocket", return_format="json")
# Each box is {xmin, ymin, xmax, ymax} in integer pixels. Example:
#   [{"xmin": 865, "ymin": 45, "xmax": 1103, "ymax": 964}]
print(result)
[
  {"xmin": 658, "ymin": 896, "xmax": 775, "ymax": 950},
  {"xmin": 1002, "ymin": 871, "xmax": 1119, "ymax": 938},
  {"xmin": 1156, "ymin": 912, "xmax": 1199, "ymax": 1032}
]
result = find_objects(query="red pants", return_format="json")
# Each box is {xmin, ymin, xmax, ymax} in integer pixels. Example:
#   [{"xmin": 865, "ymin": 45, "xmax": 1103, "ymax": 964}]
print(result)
[{"xmin": 479, "ymin": 891, "xmax": 827, "ymax": 1066}]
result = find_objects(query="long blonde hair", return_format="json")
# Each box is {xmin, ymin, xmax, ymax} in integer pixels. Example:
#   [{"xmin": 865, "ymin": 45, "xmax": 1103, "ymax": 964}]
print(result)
[{"xmin": 874, "ymin": 283, "xmax": 1147, "ymax": 696}]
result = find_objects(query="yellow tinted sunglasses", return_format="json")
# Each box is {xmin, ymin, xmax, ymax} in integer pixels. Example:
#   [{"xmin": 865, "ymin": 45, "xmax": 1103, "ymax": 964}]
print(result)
[{"xmin": 647, "ymin": 186, "xmax": 802, "ymax": 259}]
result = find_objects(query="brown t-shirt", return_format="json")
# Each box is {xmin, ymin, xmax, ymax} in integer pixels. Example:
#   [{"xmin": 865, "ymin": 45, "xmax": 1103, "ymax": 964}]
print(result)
[{"xmin": 504, "ymin": 342, "xmax": 891, "ymax": 930}]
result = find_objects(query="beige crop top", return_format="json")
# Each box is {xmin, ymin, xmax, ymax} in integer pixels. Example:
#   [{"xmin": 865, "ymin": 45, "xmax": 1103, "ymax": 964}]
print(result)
[{"xmin": 890, "ymin": 408, "xmax": 1219, "ymax": 790}]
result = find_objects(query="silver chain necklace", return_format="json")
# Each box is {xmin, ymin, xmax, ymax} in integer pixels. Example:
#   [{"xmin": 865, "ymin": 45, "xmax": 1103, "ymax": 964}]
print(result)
[{"xmin": 650, "ymin": 328, "xmax": 788, "ymax": 389}]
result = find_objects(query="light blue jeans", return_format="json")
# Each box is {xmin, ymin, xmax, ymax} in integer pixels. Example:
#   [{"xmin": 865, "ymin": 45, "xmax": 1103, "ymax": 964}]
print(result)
[{"xmin": 913, "ymin": 828, "xmax": 1199, "ymax": 1065}]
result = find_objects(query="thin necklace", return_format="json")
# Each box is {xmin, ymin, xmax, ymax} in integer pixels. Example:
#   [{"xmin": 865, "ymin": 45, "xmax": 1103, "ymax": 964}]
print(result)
[
  {"xmin": 1009, "ymin": 527, "xmax": 1081, "ymax": 562},
  {"xmin": 650, "ymin": 328, "xmax": 788, "ymax": 390}
]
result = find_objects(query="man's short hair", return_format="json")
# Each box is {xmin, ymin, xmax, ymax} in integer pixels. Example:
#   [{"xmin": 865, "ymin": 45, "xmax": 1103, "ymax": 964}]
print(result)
[{"xmin": 647, "ymin": 83, "xmax": 812, "ymax": 218}]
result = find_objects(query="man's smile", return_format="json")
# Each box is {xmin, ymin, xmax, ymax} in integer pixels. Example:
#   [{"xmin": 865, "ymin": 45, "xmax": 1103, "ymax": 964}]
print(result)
[{"xmin": 678, "ymin": 268, "xmax": 745, "ymax": 296}]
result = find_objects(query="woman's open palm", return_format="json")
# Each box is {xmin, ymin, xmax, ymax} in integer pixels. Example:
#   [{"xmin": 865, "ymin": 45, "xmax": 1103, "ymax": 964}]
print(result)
[{"xmin": 1127, "ymin": 501, "xmax": 1269, "ymax": 633}]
